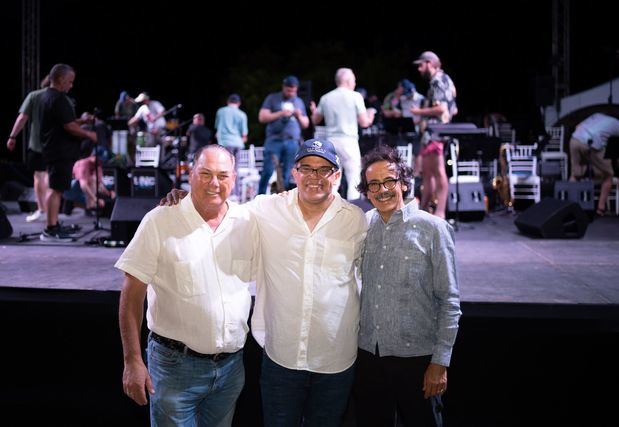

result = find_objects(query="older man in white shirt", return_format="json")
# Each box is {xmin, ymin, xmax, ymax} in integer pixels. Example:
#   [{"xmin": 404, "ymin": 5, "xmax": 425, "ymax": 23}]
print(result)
[{"xmin": 117, "ymin": 145, "xmax": 258, "ymax": 426}]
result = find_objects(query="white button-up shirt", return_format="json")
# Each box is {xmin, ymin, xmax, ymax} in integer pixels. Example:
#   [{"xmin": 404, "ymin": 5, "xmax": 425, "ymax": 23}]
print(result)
[
  {"xmin": 248, "ymin": 189, "xmax": 367, "ymax": 373},
  {"xmin": 115, "ymin": 195, "xmax": 258, "ymax": 354}
]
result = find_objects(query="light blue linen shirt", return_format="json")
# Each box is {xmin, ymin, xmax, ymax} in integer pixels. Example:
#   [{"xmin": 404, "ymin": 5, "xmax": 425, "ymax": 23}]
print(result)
[{"xmin": 359, "ymin": 200, "xmax": 461, "ymax": 366}]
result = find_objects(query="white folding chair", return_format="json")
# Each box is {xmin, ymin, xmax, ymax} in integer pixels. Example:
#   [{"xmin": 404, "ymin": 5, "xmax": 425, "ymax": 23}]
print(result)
[
  {"xmin": 541, "ymin": 126, "xmax": 568, "ymax": 180},
  {"xmin": 506, "ymin": 143, "xmax": 541, "ymax": 203},
  {"xmin": 135, "ymin": 146, "xmax": 161, "ymax": 168},
  {"xmin": 240, "ymin": 145, "xmax": 278, "ymax": 201},
  {"xmin": 448, "ymin": 141, "xmax": 480, "ymax": 184}
]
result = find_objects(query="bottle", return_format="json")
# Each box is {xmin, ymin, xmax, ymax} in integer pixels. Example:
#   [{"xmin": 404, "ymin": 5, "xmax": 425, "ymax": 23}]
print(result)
[{"xmin": 136, "ymin": 131, "xmax": 145, "ymax": 147}]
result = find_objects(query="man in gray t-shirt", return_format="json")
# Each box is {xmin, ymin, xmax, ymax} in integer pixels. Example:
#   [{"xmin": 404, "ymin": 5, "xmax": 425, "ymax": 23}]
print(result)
[{"xmin": 258, "ymin": 75, "xmax": 310, "ymax": 194}]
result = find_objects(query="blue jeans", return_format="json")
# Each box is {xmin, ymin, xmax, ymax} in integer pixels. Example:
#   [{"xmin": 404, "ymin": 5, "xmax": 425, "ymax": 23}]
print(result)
[
  {"xmin": 259, "ymin": 139, "xmax": 299, "ymax": 194},
  {"xmin": 260, "ymin": 352, "xmax": 355, "ymax": 427},
  {"xmin": 147, "ymin": 337, "xmax": 245, "ymax": 427}
]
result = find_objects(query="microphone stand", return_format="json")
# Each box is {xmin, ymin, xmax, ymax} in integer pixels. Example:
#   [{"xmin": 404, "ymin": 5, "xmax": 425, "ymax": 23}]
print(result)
[{"xmin": 83, "ymin": 111, "xmax": 111, "ymax": 245}]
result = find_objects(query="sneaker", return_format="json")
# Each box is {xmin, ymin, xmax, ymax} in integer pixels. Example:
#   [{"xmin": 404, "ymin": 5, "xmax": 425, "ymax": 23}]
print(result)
[
  {"xmin": 58, "ymin": 222, "xmax": 82, "ymax": 236},
  {"xmin": 26, "ymin": 210, "xmax": 44, "ymax": 222},
  {"xmin": 40, "ymin": 225, "xmax": 75, "ymax": 242}
]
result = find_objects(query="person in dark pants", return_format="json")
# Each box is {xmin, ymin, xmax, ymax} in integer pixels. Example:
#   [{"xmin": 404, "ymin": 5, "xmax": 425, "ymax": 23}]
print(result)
[
  {"xmin": 353, "ymin": 145, "xmax": 461, "ymax": 427},
  {"xmin": 39, "ymin": 63, "xmax": 97, "ymax": 241},
  {"xmin": 258, "ymin": 76, "xmax": 310, "ymax": 193}
]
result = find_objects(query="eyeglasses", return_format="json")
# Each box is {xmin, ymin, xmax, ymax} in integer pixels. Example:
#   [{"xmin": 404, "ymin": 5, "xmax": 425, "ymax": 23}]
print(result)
[
  {"xmin": 296, "ymin": 165, "xmax": 336, "ymax": 178},
  {"xmin": 367, "ymin": 178, "xmax": 399, "ymax": 193}
]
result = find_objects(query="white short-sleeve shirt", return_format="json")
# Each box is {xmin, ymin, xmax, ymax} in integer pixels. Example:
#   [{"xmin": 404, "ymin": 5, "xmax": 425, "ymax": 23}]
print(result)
[
  {"xmin": 115, "ymin": 195, "xmax": 258, "ymax": 354},
  {"xmin": 317, "ymin": 87, "xmax": 367, "ymax": 139}
]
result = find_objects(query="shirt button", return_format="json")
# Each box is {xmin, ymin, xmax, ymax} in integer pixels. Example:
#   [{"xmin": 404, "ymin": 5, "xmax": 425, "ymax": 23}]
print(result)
[
  {"xmin": 380, "ymin": 265, "xmax": 384, "ymax": 269},
  {"xmin": 406, "ymin": 343, "xmax": 411, "ymax": 347},
  {"xmin": 376, "ymin": 325, "xmax": 380, "ymax": 330},
  {"xmin": 404, "ymin": 256, "xmax": 408, "ymax": 260},
  {"xmin": 375, "ymin": 304, "xmax": 379, "ymax": 309},
  {"xmin": 386, "ymin": 226, "xmax": 390, "ymax": 231},
  {"xmin": 383, "ymin": 245, "xmax": 387, "ymax": 249},
  {"xmin": 413, "ymin": 225, "xmax": 417, "ymax": 228},
  {"xmin": 377, "ymin": 285, "xmax": 381, "ymax": 289}
]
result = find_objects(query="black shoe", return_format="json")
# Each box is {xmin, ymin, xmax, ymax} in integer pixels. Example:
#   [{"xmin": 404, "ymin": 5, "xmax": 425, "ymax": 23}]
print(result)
[
  {"xmin": 58, "ymin": 222, "xmax": 82, "ymax": 236},
  {"xmin": 40, "ymin": 225, "xmax": 75, "ymax": 242}
]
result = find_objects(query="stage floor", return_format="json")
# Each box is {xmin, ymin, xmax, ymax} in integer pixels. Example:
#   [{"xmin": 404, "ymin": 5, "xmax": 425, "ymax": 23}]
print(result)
[{"xmin": 1, "ymin": 200, "xmax": 618, "ymax": 318}]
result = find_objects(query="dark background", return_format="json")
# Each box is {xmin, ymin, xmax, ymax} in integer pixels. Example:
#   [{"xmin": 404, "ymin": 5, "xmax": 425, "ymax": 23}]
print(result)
[{"xmin": 2, "ymin": 1, "xmax": 619, "ymax": 162}]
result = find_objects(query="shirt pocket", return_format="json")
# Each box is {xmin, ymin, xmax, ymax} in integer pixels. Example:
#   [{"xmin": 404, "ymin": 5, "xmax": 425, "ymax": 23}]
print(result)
[
  {"xmin": 323, "ymin": 238, "xmax": 355, "ymax": 282},
  {"xmin": 394, "ymin": 247, "xmax": 425, "ymax": 287},
  {"xmin": 173, "ymin": 260, "xmax": 207, "ymax": 297}
]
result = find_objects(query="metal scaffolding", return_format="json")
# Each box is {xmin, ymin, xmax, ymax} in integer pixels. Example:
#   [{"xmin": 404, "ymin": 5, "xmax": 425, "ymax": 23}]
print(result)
[
  {"xmin": 21, "ymin": 0, "xmax": 40, "ymax": 161},
  {"xmin": 552, "ymin": 0, "xmax": 570, "ymax": 114}
]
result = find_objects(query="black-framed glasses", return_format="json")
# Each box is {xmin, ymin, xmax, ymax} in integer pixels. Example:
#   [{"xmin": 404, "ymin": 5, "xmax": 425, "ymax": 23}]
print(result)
[
  {"xmin": 367, "ymin": 178, "xmax": 399, "ymax": 193},
  {"xmin": 296, "ymin": 165, "xmax": 336, "ymax": 178}
]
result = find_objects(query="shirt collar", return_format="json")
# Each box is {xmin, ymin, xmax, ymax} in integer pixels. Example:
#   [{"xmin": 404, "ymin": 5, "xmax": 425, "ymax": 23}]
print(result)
[
  {"xmin": 180, "ymin": 193, "xmax": 240, "ymax": 227},
  {"xmin": 369, "ymin": 199, "xmax": 418, "ymax": 225}
]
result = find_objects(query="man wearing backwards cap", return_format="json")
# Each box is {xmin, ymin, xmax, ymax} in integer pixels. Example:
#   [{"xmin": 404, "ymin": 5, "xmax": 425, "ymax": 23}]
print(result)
[
  {"xmin": 411, "ymin": 51, "xmax": 458, "ymax": 219},
  {"xmin": 161, "ymin": 138, "xmax": 367, "ymax": 426}
]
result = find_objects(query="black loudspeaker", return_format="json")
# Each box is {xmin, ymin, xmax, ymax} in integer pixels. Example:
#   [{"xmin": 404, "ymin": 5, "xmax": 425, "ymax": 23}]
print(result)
[
  {"xmin": 17, "ymin": 187, "xmax": 38, "ymax": 213},
  {"xmin": 130, "ymin": 168, "xmax": 173, "ymax": 198},
  {"xmin": 447, "ymin": 182, "xmax": 486, "ymax": 221},
  {"xmin": 514, "ymin": 198, "xmax": 589, "ymax": 238},
  {"xmin": 554, "ymin": 180, "xmax": 595, "ymax": 211},
  {"xmin": 102, "ymin": 167, "xmax": 131, "ymax": 197},
  {"xmin": 0, "ymin": 204, "xmax": 13, "ymax": 239},
  {"xmin": 110, "ymin": 197, "xmax": 160, "ymax": 243}
]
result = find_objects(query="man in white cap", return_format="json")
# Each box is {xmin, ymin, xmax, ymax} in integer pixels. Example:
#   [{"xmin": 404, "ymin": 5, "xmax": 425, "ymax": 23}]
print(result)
[
  {"xmin": 128, "ymin": 92, "xmax": 167, "ymax": 146},
  {"xmin": 411, "ymin": 51, "xmax": 458, "ymax": 219}
]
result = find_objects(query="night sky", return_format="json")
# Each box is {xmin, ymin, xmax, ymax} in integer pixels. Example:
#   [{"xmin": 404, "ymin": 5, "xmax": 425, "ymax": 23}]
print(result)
[{"xmin": 2, "ymin": 1, "xmax": 618, "ymax": 162}]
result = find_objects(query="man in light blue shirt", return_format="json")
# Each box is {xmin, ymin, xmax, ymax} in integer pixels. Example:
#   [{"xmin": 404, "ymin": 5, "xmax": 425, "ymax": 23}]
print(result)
[
  {"xmin": 215, "ymin": 93, "xmax": 248, "ymax": 154},
  {"xmin": 353, "ymin": 145, "xmax": 461, "ymax": 427},
  {"xmin": 215, "ymin": 94, "xmax": 248, "ymax": 198}
]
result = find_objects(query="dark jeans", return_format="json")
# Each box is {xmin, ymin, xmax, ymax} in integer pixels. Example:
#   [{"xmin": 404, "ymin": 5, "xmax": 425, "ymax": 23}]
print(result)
[
  {"xmin": 260, "ymin": 351, "xmax": 355, "ymax": 427},
  {"xmin": 352, "ymin": 348, "xmax": 443, "ymax": 427},
  {"xmin": 259, "ymin": 139, "xmax": 298, "ymax": 194}
]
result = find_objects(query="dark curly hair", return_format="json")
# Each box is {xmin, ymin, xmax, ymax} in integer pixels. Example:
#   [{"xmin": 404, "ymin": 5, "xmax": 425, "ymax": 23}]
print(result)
[{"xmin": 356, "ymin": 145, "xmax": 414, "ymax": 198}]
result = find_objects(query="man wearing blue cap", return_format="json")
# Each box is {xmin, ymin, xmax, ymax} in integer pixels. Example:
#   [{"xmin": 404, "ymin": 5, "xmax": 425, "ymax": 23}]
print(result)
[
  {"xmin": 160, "ymin": 138, "xmax": 367, "ymax": 426},
  {"xmin": 258, "ymin": 76, "xmax": 310, "ymax": 194}
]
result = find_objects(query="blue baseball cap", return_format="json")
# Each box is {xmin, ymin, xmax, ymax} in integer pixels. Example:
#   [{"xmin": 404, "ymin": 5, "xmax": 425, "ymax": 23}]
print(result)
[
  {"xmin": 283, "ymin": 75, "xmax": 300, "ymax": 87},
  {"xmin": 399, "ymin": 79, "xmax": 415, "ymax": 95},
  {"xmin": 294, "ymin": 138, "xmax": 340, "ymax": 169}
]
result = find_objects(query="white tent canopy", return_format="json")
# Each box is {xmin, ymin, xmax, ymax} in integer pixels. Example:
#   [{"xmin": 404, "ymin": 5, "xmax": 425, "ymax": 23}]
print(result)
[{"xmin": 544, "ymin": 77, "xmax": 619, "ymax": 127}]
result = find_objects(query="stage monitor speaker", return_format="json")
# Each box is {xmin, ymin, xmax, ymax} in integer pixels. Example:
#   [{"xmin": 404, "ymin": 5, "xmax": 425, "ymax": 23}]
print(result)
[
  {"xmin": 554, "ymin": 180, "xmax": 594, "ymax": 211},
  {"xmin": 130, "ymin": 168, "xmax": 174, "ymax": 198},
  {"xmin": 102, "ymin": 167, "xmax": 131, "ymax": 197},
  {"xmin": 514, "ymin": 198, "xmax": 589, "ymax": 238},
  {"xmin": 110, "ymin": 197, "xmax": 160, "ymax": 243},
  {"xmin": 0, "ymin": 204, "xmax": 13, "ymax": 239},
  {"xmin": 447, "ymin": 182, "xmax": 486, "ymax": 221}
]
